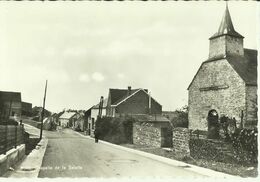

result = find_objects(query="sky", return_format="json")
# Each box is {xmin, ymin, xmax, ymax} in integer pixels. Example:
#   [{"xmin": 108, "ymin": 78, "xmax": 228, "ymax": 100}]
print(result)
[{"xmin": 0, "ymin": 1, "xmax": 258, "ymax": 113}]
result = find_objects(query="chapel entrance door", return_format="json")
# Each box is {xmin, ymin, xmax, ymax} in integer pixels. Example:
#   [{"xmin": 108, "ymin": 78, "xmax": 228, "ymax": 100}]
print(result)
[{"xmin": 207, "ymin": 110, "xmax": 219, "ymax": 139}]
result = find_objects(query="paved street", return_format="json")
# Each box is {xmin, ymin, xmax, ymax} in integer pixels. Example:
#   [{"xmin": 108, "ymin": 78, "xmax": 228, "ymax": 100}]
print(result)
[{"xmin": 38, "ymin": 129, "xmax": 206, "ymax": 178}]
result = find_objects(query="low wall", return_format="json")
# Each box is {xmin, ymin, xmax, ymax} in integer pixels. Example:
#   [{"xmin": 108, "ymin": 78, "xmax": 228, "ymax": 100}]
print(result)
[
  {"xmin": 172, "ymin": 127, "xmax": 190, "ymax": 156},
  {"xmin": 133, "ymin": 122, "xmax": 161, "ymax": 148},
  {"xmin": 0, "ymin": 144, "xmax": 25, "ymax": 176}
]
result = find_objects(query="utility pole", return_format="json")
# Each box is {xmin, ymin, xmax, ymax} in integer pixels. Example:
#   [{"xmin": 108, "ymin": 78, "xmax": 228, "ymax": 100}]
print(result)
[{"xmin": 40, "ymin": 80, "xmax": 48, "ymax": 140}]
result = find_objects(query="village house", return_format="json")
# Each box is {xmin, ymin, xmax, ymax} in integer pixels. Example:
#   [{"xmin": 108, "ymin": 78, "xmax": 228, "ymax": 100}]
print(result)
[
  {"xmin": 58, "ymin": 111, "xmax": 77, "ymax": 128},
  {"xmin": 106, "ymin": 86, "xmax": 162, "ymax": 117},
  {"xmin": 21, "ymin": 101, "xmax": 32, "ymax": 117},
  {"xmin": 188, "ymin": 6, "xmax": 257, "ymax": 139},
  {"xmin": 0, "ymin": 91, "xmax": 22, "ymax": 123},
  {"xmin": 85, "ymin": 98, "xmax": 108, "ymax": 136},
  {"xmin": 72, "ymin": 111, "xmax": 85, "ymax": 131}
]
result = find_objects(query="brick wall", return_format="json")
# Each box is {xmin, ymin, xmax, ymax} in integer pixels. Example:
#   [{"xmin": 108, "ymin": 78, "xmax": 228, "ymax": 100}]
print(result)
[
  {"xmin": 172, "ymin": 127, "xmax": 190, "ymax": 156},
  {"xmin": 188, "ymin": 59, "xmax": 246, "ymax": 131},
  {"xmin": 133, "ymin": 122, "xmax": 161, "ymax": 148}
]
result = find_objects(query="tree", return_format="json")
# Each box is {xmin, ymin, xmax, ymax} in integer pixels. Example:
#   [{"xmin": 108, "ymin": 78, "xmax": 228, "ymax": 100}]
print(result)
[{"xmin": 170, "ymin": 105, "xmax": 188, "ymax": 128}]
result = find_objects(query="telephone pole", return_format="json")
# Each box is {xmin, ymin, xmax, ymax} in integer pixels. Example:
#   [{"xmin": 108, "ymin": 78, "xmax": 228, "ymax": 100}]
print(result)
[{"xmin": 40, "ymin": 80, "xmax": 48, "ymax": 140}]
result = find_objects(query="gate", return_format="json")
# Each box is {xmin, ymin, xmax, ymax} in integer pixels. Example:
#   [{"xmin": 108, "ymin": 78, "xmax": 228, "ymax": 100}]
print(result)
[{"xmin": 161, "ymin": 127, "xmax": 173, "ymax": 147}]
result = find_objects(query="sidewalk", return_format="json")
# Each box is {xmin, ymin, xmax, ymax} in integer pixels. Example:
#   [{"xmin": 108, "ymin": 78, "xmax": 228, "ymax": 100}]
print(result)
[
  {"xmin": 74, "ymin": 131, "xmax": 240, "ymax": 179},
  {"xmin": 3, "ymin": 137, "xmax": 48, "ymax": 178}
]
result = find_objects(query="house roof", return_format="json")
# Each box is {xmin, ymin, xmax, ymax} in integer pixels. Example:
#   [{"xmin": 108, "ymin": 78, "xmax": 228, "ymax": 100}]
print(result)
[
  {"xmin": 187, "ymin": 49, "xmax": 258, "ymax": 90},
  {"xmin": 209, "ymin": 5, "xmax": 243, "ymax": 40},
  {"xmin": 59, "ymin": 111, "xmax": 77, "ymax": 119},
  {"xmin": 112, "ymin": 89, "xmax": 140, "ymax": 106},
  {"xmin": 0, "ymin": 91, "xmax": 21, "ymax": 102},
  {"xmin": 130, "ymin": 114, "xmax": 170, "ymax": 123},
  {"xmin": 109, "ymin": 88, "xmax": 139, "ymax": 105},
  {"xmin": 110, "ymin": 88, "xmax": 162, "ymax": 107},
  {"xmin": 92, "ymin": 98, "xmax": 108, "ymax": 109},
  {"xmin": 226, "ymin": 49, "xmax": 257, "ymax": 86}
]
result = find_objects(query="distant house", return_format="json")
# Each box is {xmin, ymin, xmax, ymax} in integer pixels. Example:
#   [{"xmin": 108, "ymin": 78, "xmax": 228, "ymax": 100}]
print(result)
[
  {"xmin": 21, "ymin": 101, "xmax": 32, "ymax": 116},
  {"xmin": 131, "ymin": 114, "xmax": 172, "ymax": 148},
  {"xmin": 106, "ymin": 86, "xmax": 162, "ymax": 117},
  {"xmin": 0, "ymin": 91, "xmax": 22, "ymax": 123},
  {"xmin": 58, "ymin": 111, "xmax": 77, "ymax": 128},
  {"xmin": 72, "ymin": 112, "xmax": 85, "ymax": 131},
  {"xmin": 50, "ymin": 113, "xmax": 61, "ymax": 126},
  {"xmin": 85, "ymin": 98, "xmax": 108, "ymax": 136}
]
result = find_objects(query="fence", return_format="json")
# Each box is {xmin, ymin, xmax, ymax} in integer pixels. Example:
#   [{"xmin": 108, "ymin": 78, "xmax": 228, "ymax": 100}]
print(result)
[{"xmin": 0, "ymin": 125, "xmax": 25, "ymax": 155}]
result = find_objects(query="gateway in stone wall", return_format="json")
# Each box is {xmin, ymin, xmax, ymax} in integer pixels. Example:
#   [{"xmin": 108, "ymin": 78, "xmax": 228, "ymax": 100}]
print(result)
[{"xmin": 188, "ymin": 6, "xmax": 257, "ymax": 139}]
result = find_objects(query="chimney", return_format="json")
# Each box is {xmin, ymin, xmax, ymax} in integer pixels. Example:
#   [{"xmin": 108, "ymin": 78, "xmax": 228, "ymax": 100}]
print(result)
[{"xmin": 127, "ymin": 86, "xmax": 131, "ymax": 96}]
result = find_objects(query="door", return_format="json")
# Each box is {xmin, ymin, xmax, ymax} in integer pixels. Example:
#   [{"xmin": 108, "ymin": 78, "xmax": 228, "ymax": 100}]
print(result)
[
  {"xmin": 161, "ymin": 127, "xmax": 173, "ymax": 147},
  {"xmin": 207, "ymin": 110, "xmax": 219, "ymax": 139}
]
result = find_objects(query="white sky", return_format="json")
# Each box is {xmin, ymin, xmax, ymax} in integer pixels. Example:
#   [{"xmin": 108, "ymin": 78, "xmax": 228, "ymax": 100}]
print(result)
[{"xmin": 0, "ymin": 1, "xmax": 258, "ymax": 113}]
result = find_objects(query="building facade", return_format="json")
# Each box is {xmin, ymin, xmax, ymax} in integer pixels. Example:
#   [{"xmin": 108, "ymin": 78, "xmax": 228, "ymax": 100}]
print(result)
[
  {"xmin": 21, "ymin": 101, "xmax": 32, "ymax": 116},
  {"xmin": 188, "ymin": 6, "xmax": 257, "ymax": 138},
  {"xmin": 0, "ymin": 91, "xmax": 22, "ymax": 123},
  {"xmin": 58, "ymin": 111, "xmax": 77, "ymax": 128},
  {"xmin": 106, "ymin": 87, "xmax": 162, "ymax": 117},
  {"xmin": 85, "ymin": 98, "xmax": 107, "ymax": 136}
]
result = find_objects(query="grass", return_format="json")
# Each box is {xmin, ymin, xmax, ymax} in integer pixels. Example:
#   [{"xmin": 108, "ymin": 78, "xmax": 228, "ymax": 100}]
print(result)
[{"xmin": 121, "ymin": 144, "xmax": 258, "ymax": 178}]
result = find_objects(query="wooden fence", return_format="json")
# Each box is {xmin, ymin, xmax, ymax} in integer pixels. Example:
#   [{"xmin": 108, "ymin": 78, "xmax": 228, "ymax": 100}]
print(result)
[{"xmin": 0, "ymin": 125, "xmax": 25, "ymax": 155}]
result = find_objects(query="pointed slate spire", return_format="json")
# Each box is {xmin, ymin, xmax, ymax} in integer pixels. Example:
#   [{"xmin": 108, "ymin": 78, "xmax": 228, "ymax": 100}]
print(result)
[{"xmin": 210, "ymin": 4, "xmax": 244, "ymax": 39}]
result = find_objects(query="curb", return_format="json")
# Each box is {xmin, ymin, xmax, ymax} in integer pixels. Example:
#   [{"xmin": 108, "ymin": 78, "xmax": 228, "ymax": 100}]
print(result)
[
  {"xmin": 74, "ymin": 131, "xmax": 239, "ymax": 178},
  {"xmin": 0, "ymin": 144, "xmax": 25, "ymax": 176},
  {"xmin": 6, "ymin": 137, "xmax": 48, "ymax": 178}
]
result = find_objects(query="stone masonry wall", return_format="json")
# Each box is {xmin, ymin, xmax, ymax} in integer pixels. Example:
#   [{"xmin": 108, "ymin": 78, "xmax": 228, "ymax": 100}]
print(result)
[
  {"xmin": 209, "ymin": 35, "xmax": 243, "ymax": 59},
  {"xmin": 245, "ymin": 86, "xmax": 258, "ymax": 127},
  {"xmin": 209, "ymin": 36, "xmax": 226, "ymax": 59},
  {"xmin": 226, "ymin": 36, "xmax": 244, "ymax": 56},
  {"xmin": 133, "ymin": 122, "xmax": 161, "ymax": 148},
  {"xmin": 172, "ymin": 127, "xmax": 190, "ymax": 156},
  {"xmin": 188, "ymin": 59, "xmax": 246, "ymax": 131}
]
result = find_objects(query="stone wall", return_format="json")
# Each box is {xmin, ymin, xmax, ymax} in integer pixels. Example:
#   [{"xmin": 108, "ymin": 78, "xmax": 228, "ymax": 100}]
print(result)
[
  {"xmin": 188, "ymin": 59, "xmax": 246, "ymax": 131},
  {"xmin": 226, "ymin": 35, "xmax": 244, "ymax": 56},
  {"xmin": 133, "ymin": 122, "xmax": 161, "ymax": 148},
  {"xmin": 172, "ymin": 127, "xmax": 190, "ymax": 156},
  {"xmin": 209, "ymin": 35, "xmax": 244, "ymax": 59},
  {"xmin": 209, "ymin": 36, "xmax": 226, "ymax": 59},
  {"xmin": 245, "ymin": 86, "xmax": 258, "ymax": 127}
]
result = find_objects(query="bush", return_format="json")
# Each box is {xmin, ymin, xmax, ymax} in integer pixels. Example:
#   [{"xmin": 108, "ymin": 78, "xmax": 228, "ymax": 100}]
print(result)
[
  {"xmin": 230, "ymin": 128, "xmax": 258, "ymax": 164},
  {"xmin": 170, "ymin": 106, "xmax": 188, "ymax": 128},
  {"xmin": 95, "ymin": 116, "xmax": 134, "ymax": 144},
  {"xmin": 219, "ymin": 115, "xmax": 258, "ymax": 164}
]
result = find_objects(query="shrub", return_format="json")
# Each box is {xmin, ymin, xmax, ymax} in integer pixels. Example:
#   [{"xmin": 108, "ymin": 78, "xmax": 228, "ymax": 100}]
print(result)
[
  {"xmin": 95, "ymin": 116, "xmax": 134, "ymax": 144},
  {"xmin": 219, "ymin": 115, "xmax": 258, "ymax": 164},
  {"xmin": 230, "ymin": 128, "xmax": 258, "ymax": 164},
  {"xmin": 170, "ymin": 105, "xmax": 188, "ymax": 128}
]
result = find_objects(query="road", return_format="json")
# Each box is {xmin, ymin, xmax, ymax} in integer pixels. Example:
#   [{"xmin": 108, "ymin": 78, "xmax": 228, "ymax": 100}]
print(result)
[{"xmin": 38, "ymin": 129, "xmax": 206, "ymax": 178}]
